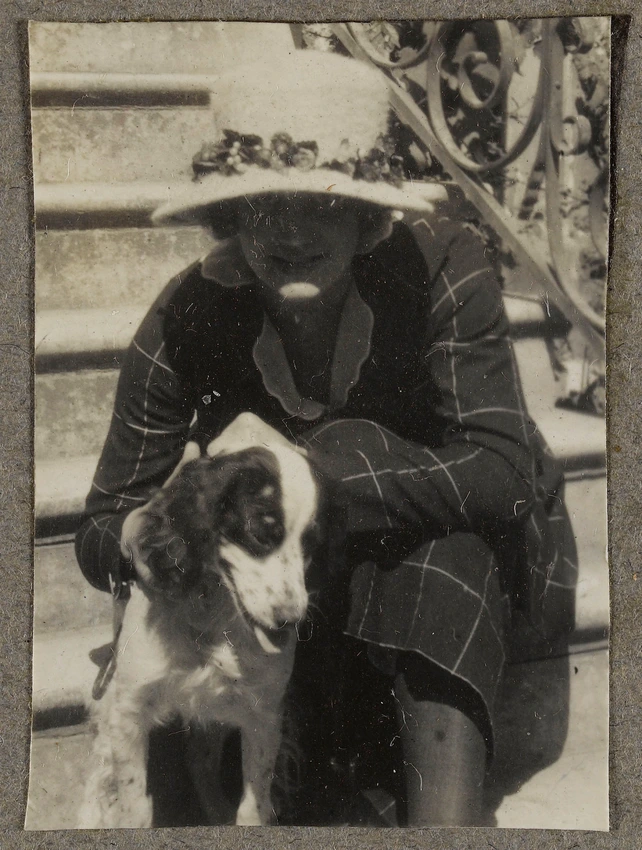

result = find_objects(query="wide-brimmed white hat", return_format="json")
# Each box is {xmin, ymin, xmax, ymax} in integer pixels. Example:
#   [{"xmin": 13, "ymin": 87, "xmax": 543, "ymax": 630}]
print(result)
[{"xmin": 152, "ymin": 50, "xmax": 441, "ymax": 226}]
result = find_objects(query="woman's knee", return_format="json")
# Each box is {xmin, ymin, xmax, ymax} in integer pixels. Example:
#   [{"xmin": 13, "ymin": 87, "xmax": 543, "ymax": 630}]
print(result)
[{"xmin": 395, "ymin": 652, "xmax": 491, "ymax": 747}]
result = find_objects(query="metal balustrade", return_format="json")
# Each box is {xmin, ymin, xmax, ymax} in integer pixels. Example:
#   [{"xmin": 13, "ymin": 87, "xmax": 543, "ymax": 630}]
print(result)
[{"xmin": 331, "ymin": 20, "xmax": 607, "ymax": 356}]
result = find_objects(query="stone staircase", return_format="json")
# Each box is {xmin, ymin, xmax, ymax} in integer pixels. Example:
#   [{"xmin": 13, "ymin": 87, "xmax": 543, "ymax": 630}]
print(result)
[{"xmin": 28, "ymin": 21, "xmax": 609, "ymax": 831}]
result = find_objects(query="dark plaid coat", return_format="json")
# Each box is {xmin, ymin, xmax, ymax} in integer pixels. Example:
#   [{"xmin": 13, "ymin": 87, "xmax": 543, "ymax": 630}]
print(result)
[{"xmin": 76, "ymin": 215, "xmax": 577, "ymax": 745}]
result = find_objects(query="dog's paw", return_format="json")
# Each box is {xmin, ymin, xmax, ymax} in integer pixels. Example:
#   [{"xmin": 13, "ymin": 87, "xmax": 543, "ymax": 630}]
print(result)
[
  {"xmin": 235, "ymin": 796, "xmax": 267, "ymax": 826},
  {"xmin": 78, "ymin": 785, "xmax": 153, "ymax": 829}
]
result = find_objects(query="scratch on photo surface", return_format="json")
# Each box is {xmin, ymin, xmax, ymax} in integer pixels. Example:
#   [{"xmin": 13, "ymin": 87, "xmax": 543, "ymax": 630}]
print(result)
[
  {"xmin": 403, "ymin": 759, "xmax": 423, "ymax": 790},
  {"xmin": 390, "ymin": 687, "xmax": 412, "ymax": 730},
  {"xmin": 118, "ymin": 625, "xmax": 139, "ymax": 655}
]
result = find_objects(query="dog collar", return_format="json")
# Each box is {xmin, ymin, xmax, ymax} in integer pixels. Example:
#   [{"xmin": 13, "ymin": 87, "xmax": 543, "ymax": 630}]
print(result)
[{"xmin": 109, "ymin": 571, "xmax": 133, "ymax": 601}]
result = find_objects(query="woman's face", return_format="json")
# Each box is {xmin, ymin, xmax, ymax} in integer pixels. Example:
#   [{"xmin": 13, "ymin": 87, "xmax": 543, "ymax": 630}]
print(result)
[{"xmin": 237, "ymin": 195, "xmax": 362, "ymax": 303}]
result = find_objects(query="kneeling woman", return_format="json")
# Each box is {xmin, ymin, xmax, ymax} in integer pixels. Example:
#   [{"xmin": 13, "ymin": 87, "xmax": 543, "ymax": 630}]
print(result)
[{"xmin": 75, "ymin": 49, "xmax": 575, "ymax": 826}]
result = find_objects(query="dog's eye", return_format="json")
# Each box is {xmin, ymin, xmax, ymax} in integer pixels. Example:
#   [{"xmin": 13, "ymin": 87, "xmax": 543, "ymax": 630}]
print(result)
[
  {"xmin": 221, "ymin": 507, "xmax": 285, "ymax": 557},
  {"xmin": 220, "ymin": 475, "xmax": 286, "ymax": 555},
  {"xmin": 249, "ymin": 513, "xmax": 284, "ymax": 548}
]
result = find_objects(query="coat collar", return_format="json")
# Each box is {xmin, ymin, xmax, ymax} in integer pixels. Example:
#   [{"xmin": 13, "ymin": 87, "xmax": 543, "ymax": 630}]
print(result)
[
  {"xmin": 200, "ymin": 239, "xmax": 374, "ymax": 420},
  {"xmin": 200, "ymin": 238, "xmax": 257, "ymax": 288}
]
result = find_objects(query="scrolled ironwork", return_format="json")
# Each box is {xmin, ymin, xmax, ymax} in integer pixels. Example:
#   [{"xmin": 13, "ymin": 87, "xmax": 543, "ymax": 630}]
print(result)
[
  {"xmin": 558, "ymin": 17, "xmax": 602, "ymax": 54},
  {"xmin": 550, "ymin": 114, "xmax": 593, "ymax": 156},
  {"xmin": 424, "ymin": 20, "xmax": 544, "ymax": 174},
  {"xmin": 431, "ymin": 21, "xmax": 514, "ymax": 111},
  {"xmin": 345, "ymin": 21, "xmax": 434, "ymax": 69},
  {"xmin": 332, "ymin": 18, "xmax": 607, "ymax": 343},
  {"xmin": 540, "ymin": 20, "xmax": 606, "ymax": 333}
]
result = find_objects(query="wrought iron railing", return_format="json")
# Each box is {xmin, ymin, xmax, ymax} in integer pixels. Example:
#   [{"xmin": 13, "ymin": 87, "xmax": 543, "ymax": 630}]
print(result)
[{"xmin": 330, "ymin": 20, "xmax": 607, "ymax": 367}]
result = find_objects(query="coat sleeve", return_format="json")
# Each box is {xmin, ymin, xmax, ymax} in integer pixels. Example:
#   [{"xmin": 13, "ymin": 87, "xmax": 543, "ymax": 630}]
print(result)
[
  {"xmin": 75, "ymin": 277, "xmax": 194, "ymax": 592},
  {"xmin": 305, "ymin": 221, "xmax": 539, "ymax": 547}
]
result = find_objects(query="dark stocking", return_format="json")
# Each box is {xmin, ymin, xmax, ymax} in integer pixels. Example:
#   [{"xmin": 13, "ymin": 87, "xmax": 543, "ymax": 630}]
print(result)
[{"xmin": 393, "ymin": 654, "xmax": 488, "ymax": 826}]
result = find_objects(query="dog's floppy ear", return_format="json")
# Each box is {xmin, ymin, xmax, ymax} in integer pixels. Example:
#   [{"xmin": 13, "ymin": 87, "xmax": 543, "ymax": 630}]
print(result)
[
  {"xmin": 133, "ymin": 456, "xmax": 244, "ymax": 596},
  {"xmin": 131, "ymin": 502, "xmax": 189, "ymax": 595}
]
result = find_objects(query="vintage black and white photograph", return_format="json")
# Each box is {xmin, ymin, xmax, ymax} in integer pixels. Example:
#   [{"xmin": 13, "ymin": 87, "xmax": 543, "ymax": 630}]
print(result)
[{"xmin": 28, "ymin": 19, "xmax": 609, "ymax": 830}]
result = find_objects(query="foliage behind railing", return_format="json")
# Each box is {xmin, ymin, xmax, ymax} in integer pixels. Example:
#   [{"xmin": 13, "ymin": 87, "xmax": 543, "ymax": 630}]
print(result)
[
  {"xmin": 303, "ymin": 19, "xmax": 608, "ymax": 413},
  {"xmin": 297, "ymin": 21, "xmax": 607, "ymax": 372}
]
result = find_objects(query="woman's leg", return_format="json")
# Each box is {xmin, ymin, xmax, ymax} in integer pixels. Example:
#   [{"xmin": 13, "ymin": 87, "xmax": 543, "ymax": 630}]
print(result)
[{"xmin": 393, "ymin": 653, "xmax": 487, "ymax": 827}]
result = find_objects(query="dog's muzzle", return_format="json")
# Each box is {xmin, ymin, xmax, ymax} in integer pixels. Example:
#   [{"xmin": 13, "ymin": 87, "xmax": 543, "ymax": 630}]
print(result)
[{"xmin": 219, "ymin": 540, "xmax": 309, "ymax": 644}]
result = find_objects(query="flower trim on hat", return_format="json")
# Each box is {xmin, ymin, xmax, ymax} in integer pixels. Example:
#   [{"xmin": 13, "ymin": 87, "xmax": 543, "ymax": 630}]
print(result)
[{"xmin": 191, "ymin": 129, "xmax": 405, "ymax": 186}]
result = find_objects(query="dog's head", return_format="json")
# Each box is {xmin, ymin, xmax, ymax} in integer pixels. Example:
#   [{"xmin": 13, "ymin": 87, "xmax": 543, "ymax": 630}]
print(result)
[{"xmin": 131, "ymin": 445, "xmax": 322, "ymax": 640}]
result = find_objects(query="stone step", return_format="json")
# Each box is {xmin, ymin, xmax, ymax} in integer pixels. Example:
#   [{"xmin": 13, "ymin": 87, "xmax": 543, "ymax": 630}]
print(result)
[
  {"xmin": 34, "ymin": 394, "xmax": 607, "ymax": 527},
  {"xmin": 563, "ymin": 471, "xmax": 608, "ymax": 637},
  {"xmin": 35, "ymin": 456, "xmax": 102, "ymax": 526},
  {"xmin": 34, "ymin": 353, "xmax": 606, "ymax": 473},
  {"xmin": 31, "ymin": 107, "xmax": 213, "ymax": 185},
  {"xmin": 30, "ymin": 71, "xmax": 212, "ymax": 109},
  {"xmin": 31, "ymin": 623, "xmax": 113, "ymax": 719},
  {"xmin": 35, "ymin": 227, "xmax": 213, "ymax": 311},
  {"xmin": 34, "ymin": 540, "xmax": 112, "ymax": 635},
  {"xmin": 511, "ymin": 334, "xmax": 606, "ymax": 473},
  {"xmin": 36, "ymin": 308, "xmax": 146, "ymax": 372},
  {"xmin": 35, "ymin": 370, "xmax": 118, "ymax": 463},
  {"xmin": 34, "ymin": 181, "xmax": 178, "ymax": 229},
  {"xmin": 532, "ymin": 406, "xmax": 605, "ymax": 473},
  {"xmin": 34, "ymin": 180, "xmax": 446, "ymax": 230},
  {"xmin": 512, "ymin": 336, "xmax": 560, "ymax": 411},
  {"xmin": 33, "ymin": 472, "xmax": 607, "ymax": 641},
  {"xmin": 36, "ymin": 229, "xmax": 537, "ymax": 316},
  {"xmin": 489, "ymin": 647, "xmax": 608, "ymax": 830},
  {"xmin": 25, "ymin": 646, "xmax": 608, "ymax": 830},
  {"xmin": 29, "ymin": 21, "xmax": 296, "ymax": 76},
  {"xmin": 30, "ymin": 609, "xmax": 607, "ymax": 732}
]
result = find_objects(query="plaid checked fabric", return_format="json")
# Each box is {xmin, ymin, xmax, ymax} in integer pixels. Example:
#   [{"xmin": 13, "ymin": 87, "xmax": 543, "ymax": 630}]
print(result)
[{"xmin": 76, "ymin": 217, "xmax": 577, "ymax": 739}]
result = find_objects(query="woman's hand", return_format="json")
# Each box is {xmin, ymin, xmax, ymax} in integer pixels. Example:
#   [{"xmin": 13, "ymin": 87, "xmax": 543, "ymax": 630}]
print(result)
[{"xmin": 119, "ymin": 505, "xmax": 148, "ymax": 564}]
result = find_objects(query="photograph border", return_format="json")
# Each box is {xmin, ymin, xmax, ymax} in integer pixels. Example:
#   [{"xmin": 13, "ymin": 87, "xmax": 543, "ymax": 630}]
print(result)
[{"xmin": 1, "ymin": 2, "xmax": 640, "ymax": 849}]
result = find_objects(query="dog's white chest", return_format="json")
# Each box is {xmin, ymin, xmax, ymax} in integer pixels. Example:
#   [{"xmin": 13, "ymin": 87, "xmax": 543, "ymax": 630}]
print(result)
[{"xmin": 115, "ymin": 586, "xmax": 295, "ymax": 729}]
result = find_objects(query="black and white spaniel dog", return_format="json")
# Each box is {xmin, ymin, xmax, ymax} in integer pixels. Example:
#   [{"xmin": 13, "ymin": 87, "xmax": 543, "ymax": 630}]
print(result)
[{"xmin": 79, "ymin": 414, "xmax": 323, "ymax": 828}]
